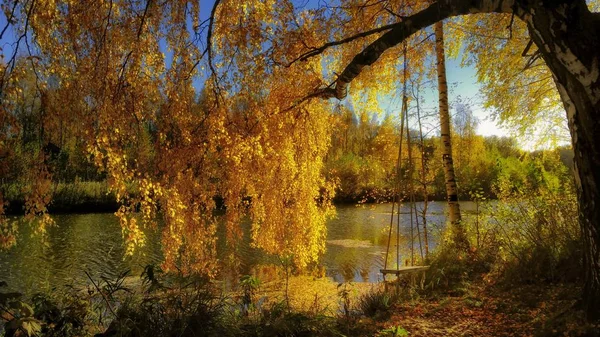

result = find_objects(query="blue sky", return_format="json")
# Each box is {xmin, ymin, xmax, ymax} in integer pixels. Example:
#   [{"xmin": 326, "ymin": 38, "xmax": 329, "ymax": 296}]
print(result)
[
  {"xmin": 416, "ymin": 56, "xmax": 509, "ymax": 139},
  {"xmin": 374, "ymin": 51, "xmax": 510, "ymax": 140}
]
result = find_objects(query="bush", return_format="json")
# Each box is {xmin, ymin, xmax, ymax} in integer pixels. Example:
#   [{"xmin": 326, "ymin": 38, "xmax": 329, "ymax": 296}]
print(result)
[
  {"xmin": 243, "ymin": 300, "xmax": 342, "ymax": 337},
  {"xmin": 424, "ymin": 246, "xmax": 477, "ymax": 293},
  {"xmin": 1, "ymin": 281, "xmax": 90, "ymax": 337},
  {"xmin": 2, "ymin": 267, "xmax": 358, "ymax": 337},
  {"xmin": 96, "ymin": 270, "xmax": 239, "ymax": 337},
  {"xmin": 357, "ymin": 287, "xmax": 397, "ymax": 319},
  {"xmin": 424, "ymin": 179, "xmax": 579, "ymax": 292}
]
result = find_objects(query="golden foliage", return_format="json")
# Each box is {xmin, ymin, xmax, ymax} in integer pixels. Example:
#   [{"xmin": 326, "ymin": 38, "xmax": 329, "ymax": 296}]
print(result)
[
  {"xmin": 0, "ymin": 0, "xmax": 570, "ymax": 277},
  {"xmin": 448, "ymin": 14, "xmax": 566, "ymax": 141}
]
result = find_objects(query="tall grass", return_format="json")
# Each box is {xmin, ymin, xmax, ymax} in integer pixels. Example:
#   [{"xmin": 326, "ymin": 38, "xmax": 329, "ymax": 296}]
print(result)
[
  {"xmin": 487, "ymin": 182, "xmax": 580, "ymax": 283},
  {"xmin": 424, "ymin": 176, "xmax": 580, "ymax": 291}
]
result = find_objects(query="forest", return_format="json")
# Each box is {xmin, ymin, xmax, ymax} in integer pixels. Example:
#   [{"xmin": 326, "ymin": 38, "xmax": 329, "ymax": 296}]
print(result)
[{"xmin": 0, "ymin": 0, "xmax": 599, "ymax": 336}]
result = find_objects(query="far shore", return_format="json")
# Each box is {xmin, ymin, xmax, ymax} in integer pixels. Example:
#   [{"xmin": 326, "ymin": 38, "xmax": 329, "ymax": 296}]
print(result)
[{"xmin": 1, "ymin": 181, "xmax": 486, "ymax": 215}]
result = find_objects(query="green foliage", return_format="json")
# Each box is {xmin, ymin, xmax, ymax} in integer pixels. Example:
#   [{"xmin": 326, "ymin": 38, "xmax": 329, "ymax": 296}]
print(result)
[
  {"xmin": 52, "ymin": 181, "xmax": 115, "ymax": 209},
  {"xmin": 30, "ymin": 292, "xmax": 89, "ymax": 337},
  {"xmin": 423, "ymin": 150, "xmax": 579, "ymax": 294},
  {"xmin": 0, "ymin": 283, "xmax": 38, "ymax": 337},
  {"xmin": 336, "ymin": 282, "xmax": 355, "ymax": 320},
  {"xmin": 103, "ymin": 284, "xmax": 234, "ymax": 337},
  {"xmin": 325, "ymin": 103, "xmax": 572, "ymax": 204},
  {"xmin": 1, "ymin": 281, "xmax": 90, "ymax": 337},
  {"xmin": 325, "ymin": 109, "xmax": 399, "ymax": 203},
  {"xmin": 425, "ymin": 246, "xmax": 481, "ymax": 293},
  {"xmin": 328, "ymin": 153, "xmax": 392, "ymax": 203},
  {"xmin": 98, "ymin": 268, "xmax": 350, "ymax": 337},
  {"xmin": 377, "ymin": 325, "xmax": 409, "ymax": 337},
  {"xmin": 0, "ymin": 180, "xmax": 139, "ymax": 214},
  {"xmin": 488, "ymin": 165, "xmax": 580, "ymax": 284},
  {"xmin": 239, "ymin": 275, "xmax": 261, "ymax": 315},
  {"xmin": 243, "ymin": 300, "xmax": 343, "ymax": 337},
  {"xmin": 2, "ymin": 266, "xmax": 358, "ymax": 337}
]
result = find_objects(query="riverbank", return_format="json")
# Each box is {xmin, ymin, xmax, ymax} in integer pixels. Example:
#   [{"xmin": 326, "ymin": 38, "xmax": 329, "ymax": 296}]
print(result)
[
  {"xmin": 1, "ymin": 181, "xmax": 486, "ymax": 215},
  {"xmin": 2, "ymin": 264, "xmax": 594, "ymax": 337},
  {"xmin": 1, "ymin": 182, "xmax": 591, "ymax": 336},
  {"xmin": 1, "ymin": 181, "xmax": 120, "ymax": 214}
]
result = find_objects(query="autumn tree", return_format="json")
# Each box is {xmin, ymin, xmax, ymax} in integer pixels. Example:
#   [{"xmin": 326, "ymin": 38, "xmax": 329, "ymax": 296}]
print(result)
[
  {"xmin": 1, "ymin": 0, "xmax": 338, "ymax": 275},
  {"xmin": 1, "ymin": 0, "xmax": 599, "ymax": 319}
]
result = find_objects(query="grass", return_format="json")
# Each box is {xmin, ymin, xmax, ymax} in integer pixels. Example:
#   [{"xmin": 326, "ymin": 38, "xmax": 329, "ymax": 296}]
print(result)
[{"xmin": 1, "ymin": 267, "xmax": 382, "ymax": 337}]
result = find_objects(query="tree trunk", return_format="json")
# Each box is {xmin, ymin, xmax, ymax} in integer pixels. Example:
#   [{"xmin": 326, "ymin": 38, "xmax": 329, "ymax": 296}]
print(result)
[
  {"xmin": 415, "ymin": 81, "xmax": 430, "ymax": 258},
  {"xmin": 434, "ymin": 21, "xmax": 468, "ymax": 250},
  {"xmin": 521, "ymin": 1, "xmax": 600, "ymax": 319}
]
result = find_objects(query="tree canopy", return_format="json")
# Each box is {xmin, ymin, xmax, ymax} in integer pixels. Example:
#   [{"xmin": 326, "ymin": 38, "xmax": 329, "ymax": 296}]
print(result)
[{"xmin": 1, "ymin": 0, "xmax": 599, "ymax": 317}]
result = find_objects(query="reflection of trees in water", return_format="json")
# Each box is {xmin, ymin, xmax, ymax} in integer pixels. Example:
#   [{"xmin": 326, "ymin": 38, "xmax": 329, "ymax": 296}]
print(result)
[
  {"xmin": 2, "ymin": 202, "xmax": 485, "ymax": 293},
  {"xmin": 336, "ymin": 256, "xmax": 376, "ymax": 282},
  {"xmin": 340, "ymin": 262, "xmax": 355, "ymax": 282}
]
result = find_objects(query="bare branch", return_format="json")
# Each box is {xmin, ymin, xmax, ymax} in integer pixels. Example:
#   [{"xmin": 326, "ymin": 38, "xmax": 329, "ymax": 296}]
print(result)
[
  {"xmin": 137, "ymin": 0, "xmax": 152, "ymax": 39},
  {"xmin": 0, "ymin": 0, "xmax": 19, "ymax": 40},
  {"xmin": 1, "ymin": 0, "xmax": 36, "ymax": 97},
  {"xmin": 113, "ymin": 50, "xmax": 133, "ymax": 101},
  {"xmin": 205, "ymin": 0, "xmax": 221, "ymax": 92},
  {"xmin": 521, "ymin": 39, "xmax": 534, "ymax": 56}
]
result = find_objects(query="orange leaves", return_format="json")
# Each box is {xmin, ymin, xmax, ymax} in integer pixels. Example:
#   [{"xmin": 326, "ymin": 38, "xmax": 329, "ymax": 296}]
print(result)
[
  {"xmin": 117, "ymin": 208, "xmax": 146, "ymax": 256},
  {"xmin": 1, "ymin": 0, "xmax": 439, "ymax": 277},
  {"xmin": 159, "ymin": 184, "xmax": 218, "ymax": 276}
]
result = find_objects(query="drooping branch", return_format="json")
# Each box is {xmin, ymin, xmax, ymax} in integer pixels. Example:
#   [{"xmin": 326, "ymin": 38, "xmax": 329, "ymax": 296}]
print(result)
[{"xmin": 317, "ymin": 0, "xmax": 515, "ymax": 100}]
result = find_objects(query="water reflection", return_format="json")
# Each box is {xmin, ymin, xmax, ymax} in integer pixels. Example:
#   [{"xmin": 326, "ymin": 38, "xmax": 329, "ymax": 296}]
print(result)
[
  {"xmin": 0, "ymin": 214, "xmax": 162, "ymax": 293},
  {"xmin": 0, "ymin": 201, "xmax": 481, "ymax": 294}
]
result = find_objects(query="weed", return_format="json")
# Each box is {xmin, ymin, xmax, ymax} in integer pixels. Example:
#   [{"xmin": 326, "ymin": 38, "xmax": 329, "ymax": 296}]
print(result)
[
  {"xmin": 377, "ymin": 325, "xmax": 409, "ymax": 337},
  {"xmin": 358, "ymin": 287, "xmax": 397, "ymax": 319}
]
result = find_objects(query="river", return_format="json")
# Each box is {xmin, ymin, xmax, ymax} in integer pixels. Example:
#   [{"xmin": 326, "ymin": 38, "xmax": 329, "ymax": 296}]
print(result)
[{"xmin": 0, "ymin": 201, "xmax": 482, "ymax": 294}]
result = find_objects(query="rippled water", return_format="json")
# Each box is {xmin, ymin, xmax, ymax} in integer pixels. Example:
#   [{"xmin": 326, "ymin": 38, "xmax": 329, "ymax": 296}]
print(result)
[{"xmin": 0, "ymin": 201, "xmax": 481, "ymax": 293}]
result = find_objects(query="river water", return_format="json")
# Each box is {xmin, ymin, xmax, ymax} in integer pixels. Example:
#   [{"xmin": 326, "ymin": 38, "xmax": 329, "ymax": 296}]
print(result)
[{"xmin": 0, "ymin": 201, "xmax": 481, "ymax": 294}]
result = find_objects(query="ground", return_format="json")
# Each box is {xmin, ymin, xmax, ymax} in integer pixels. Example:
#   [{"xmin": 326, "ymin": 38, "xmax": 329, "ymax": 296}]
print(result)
[
  {"xmin": 366, "ymin": 281, "xmax": 599, "ymax": 337},
  {"xmin": 242, "ymin": 269, "xmax": 599, "ymax": 336}
]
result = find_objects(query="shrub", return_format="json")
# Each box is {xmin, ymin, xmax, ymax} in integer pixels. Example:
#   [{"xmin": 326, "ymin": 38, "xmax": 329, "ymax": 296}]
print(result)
[
  {"xmin": 1, "ymin": 281, "xmax": 90, "ymax": 337},
  {"xmin": 245, "ymin": 300, "xmax": 342, "ymax": 337},
  {"xmin": 357, "ymin": 287, "xmax": 397, "ymax": 319}
]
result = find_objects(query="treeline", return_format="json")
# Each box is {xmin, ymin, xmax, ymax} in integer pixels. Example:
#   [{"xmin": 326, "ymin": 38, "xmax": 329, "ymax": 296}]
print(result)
[
  {"xmin": 325, "ymin": 105, "xmax": 574, "ymax": 203},
  {"xmin": 0, "ymin": 67, "xmax": 573, "ymax": 212}
]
